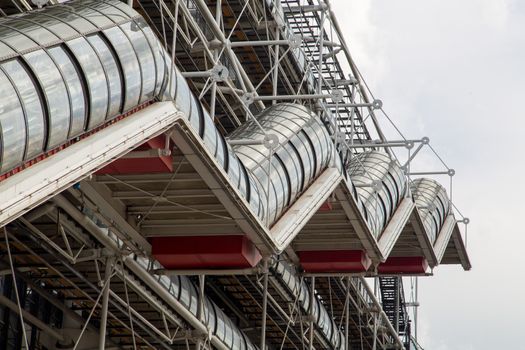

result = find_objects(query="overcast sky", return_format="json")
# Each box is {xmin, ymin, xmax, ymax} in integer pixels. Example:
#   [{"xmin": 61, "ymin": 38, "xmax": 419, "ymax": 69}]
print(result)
[{"xmin": 332, "ymin": 0, "xmax": 525, "ymax": 349}]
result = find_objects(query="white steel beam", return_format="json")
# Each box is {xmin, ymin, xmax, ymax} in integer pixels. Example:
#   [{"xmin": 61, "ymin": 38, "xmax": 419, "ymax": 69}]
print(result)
[
  {"xmin": 271, "ymin": 167, "xmax": 342, "ymax": 249},
  {"xmin": 0, "ymin": 102, "xmax": 183, "ymax": 228},
  {"xmin": 377, "ymin": 198, "xmax": 416, "ymax": 258}
]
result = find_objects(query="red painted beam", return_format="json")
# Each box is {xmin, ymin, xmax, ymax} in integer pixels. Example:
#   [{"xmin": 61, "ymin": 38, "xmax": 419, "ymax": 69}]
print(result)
[
  {"xmin": 378, "ymin": 256, "xmax": 428, "ymax": 275},
  {"xmin": 97, "ymin": 135, "xmax": 173, "ymax": 175},
  {"xmin": 298, "ymin": 250, "xmax": 372, "ymax": 273},
  {"xmin": 151, "ymin": 235, "xmax": 262, "ymax": 269}
]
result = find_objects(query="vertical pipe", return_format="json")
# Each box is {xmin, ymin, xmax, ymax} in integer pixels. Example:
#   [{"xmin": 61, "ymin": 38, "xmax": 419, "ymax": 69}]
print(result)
[
  {"xmin": 3, "ymin": 228, "xmax": 30, "ymax": 350},
  {"xmin": 317, "ymin": 10, "xmax": 325, "ymax": 95},
  {"xmin": 345, "ymin": 277, "xmax": 350, "ymax": 350},
  {"xmin": 99, "ymin": 257, "xmax": 114, "ymax": 350},
  {"xmin": 395, "ymin": 277, "xmax": 400, "ymax": 335},
  {"xmin": 196, "ymin": 275, "xmax": 205, "ymax": 350},
  {"xmin": 260, "ymin": 259, "xmax": 269, "ymax": 350},
  {"xmin": 309, "ymin": 277, "xmax": 315, "ymax": 350},
  {"xmin": 415, "ymin": 277, "xmax": 418, "ymax": 341},
  {"xmin": 372, "ymin": 313, "xmax": 378, "ymax": 350},
  {"xmin": 209, "ymin": 0, "xmax": 222, "ymax": 119},
  {"xmin": 272, "ymin": 28, "xmax": 280, "ymax": 104}
]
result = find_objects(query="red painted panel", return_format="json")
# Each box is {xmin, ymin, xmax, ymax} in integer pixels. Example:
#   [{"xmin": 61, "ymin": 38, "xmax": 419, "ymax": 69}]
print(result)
[
  {"xmin": 97, "ymin": 135, "xmax": 173, "ymax": 175},
  {"xmin": 298, "ymin": 250, "xmax": 372, "ymax": 272},
  {"xmin": 151, "ymin": 235, "xmax": 262, "ymax": 269},
  {"xmin": 319, "ymin": 200, "xmax": 333, "ymax": 211},
  {"xmin": 378, "ymin": 256, "xmax": 428, "ymax": 275}
]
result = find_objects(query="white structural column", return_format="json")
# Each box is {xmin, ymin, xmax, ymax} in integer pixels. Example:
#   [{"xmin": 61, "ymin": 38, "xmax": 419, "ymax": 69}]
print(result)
[{"xmin": 99, "ymin": 257, "xmax": 115, "ymax": 349}]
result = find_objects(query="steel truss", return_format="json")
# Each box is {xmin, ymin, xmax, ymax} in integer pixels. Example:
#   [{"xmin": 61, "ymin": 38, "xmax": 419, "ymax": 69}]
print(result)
[{"xmin": 0, "ymin": 0, "xmax": 467, "ymax": 349}]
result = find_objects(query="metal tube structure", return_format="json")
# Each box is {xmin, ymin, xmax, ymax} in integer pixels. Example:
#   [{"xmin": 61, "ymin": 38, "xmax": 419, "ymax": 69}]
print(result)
[
  {"xmin": 309, "ymin": 276, "xmax": 315, "ymax": 350},
  {"xmin": 0, "ymin": 0, "xmax": 470, "ymax": 349},
  {"xmin": 260, "ymin": 259, "xmax": 269, "ymax": 349},
  {"xmin": 98, "ymin": 257, "xmax": 115, "ymax": 350},
  {"xmin": 0, "ymin": 294, "xmax": 65, "ymax": 342}
]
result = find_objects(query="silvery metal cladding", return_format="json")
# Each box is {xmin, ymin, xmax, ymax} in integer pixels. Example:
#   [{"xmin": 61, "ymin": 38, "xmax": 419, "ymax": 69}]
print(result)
[
  {"xmin": 347, "ymin": 151, "xmax": 407, "ymax": 237},
  {"xmin": 229, "ymin": 103, "xmax": 333, "ymax": 224},
  {"xmin": 410, "ymin": 178, "xmax": 450, "ymax": 243},
  {"xmin": 273, "ymin": 261, "xmax": 343, "ymax": 348},
  {"xmin": 132, "ymin": 256, "xmax": 257, "ymax": 350},
  {"xmin": 0, "ymin": 0, "xmax": 166, "ymax": 173}
]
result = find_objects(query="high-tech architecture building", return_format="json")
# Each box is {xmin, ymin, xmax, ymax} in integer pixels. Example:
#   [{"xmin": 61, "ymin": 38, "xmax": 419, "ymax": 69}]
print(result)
[{"xmin": 0, "ymin": 0, "xmax": 471, "ymax": 349}]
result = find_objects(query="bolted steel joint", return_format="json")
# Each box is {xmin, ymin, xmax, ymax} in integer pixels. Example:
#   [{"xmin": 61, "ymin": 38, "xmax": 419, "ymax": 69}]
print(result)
[
  {"xmin": 372, "ymin": 99, "xmax": 383, "ymax": 110},
  {"xmin": 448, "ymin": 168, "xmax": 456, "ymax": 176},
  {"xmin": 241, "ymin": 92, "xmax": 255, "ymax": 106},
  {"xmin": 211, "ymin": 64, "xmax": 229, "ymax": 82},
  {"xmin": 331, "ymin": 89, "xmax": 344, "ymax": 102},
  {"xmin": 263, "ymin": 134, "xmax": 279, "ymax": 150},
  {"xmin": 289, "ymin": 35, "xmax": 302, "ymax": 49}
]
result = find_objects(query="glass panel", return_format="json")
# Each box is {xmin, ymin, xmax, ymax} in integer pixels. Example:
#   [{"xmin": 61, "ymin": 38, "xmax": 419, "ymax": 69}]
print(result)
[
  {"xmin": 189, "ymin": 93, "xmax": 202, "ymax": 136},
  {"xmin": 202, "ymin": 109, "xmax": 222, "ymax": 165},
  {"xmin": 5, "ymin": 19, "xmax": 59, "ymax": 46},
  {"xmin": 188, "ymin": 281, "xmax": 198, "ymax": 316},
  {"xmin": 0, "ymin": 40, "xmax": 15, "ymax": 61},
  {"xmin": 87, "ymin": 35, "xmax": 123, "ymax": 118},
  {"xmin": 29, "ymin": 13, "xmax": 82, "ymax": 41},
  {"xmin": 44, "ymin": 7, "xmax": 98, "ymax": 33},
  {"xmin": 174, "ymin": 70, "xmax": 192, "ymax": 117},
  {"xmin": 104, "ymin": 0, "xmax": 141, "ymax": 19},
  {"xmin": 72, "ymin": 3, "xmax": 115, "ymax": 29},
  {"xmin": 0, "ymin": 69, "xmax": 26, "ymax": 173},
  {"xmin": 223, "ymin": 316, "xmax": 234, "ymax": 347},
  {"xmin": 1, "ymin": 59, "xmax": 45, "ymax": 159},
  {"xmin": 142, "ymin": 26, "xmax": 166, "ymax": 96},
  {"xmin": 67, "ymin": 37, "xmax": 109, "ymax": 128},
  {"xmin": 0, "ymin": 25, "xmax": 37, "ymax": 52},
  {"xmin": 119, "ymin": 21, "xmax": 156, "ymax": 102},
  {"xmin": 103, "ymin": 26, "xmax": 141, "ymax": 111},
  {"xmin": 24, "ymin": 49, "xmax": 70, "ymax": 149},
  {"xmin": 214, "ymin": 305, "xmax": 226, "ymax": 341},
  {"xmin": 47, "ymin": 46, "xmax": 87, "ymax": 137},
  {"xmin": 179, "ymin": 277, "xmax": 191, "ymax": 309}
]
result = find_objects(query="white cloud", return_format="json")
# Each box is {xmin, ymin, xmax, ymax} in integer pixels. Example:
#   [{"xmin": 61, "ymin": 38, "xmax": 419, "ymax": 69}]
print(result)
[{"xmin": 332, "ymin": 0, "xmax": 525, "ymax": 348}]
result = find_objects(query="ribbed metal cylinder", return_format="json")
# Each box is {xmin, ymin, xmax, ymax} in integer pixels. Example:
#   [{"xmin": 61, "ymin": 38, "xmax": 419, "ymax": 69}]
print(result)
[
  {"xmin": 410, "ymin": 178, "xmax": 450, "ymax": 243},
  {"xmin": 272, "ymin": 260, "xmax": 342, "ymax": 349},
  {"xmin": 229, "ymin": 103, "xmax": 333, "ymax": 224},
  {"xmin": 346, "ymin": 151, "xmax": 406, "ymax": 237},
  {"xmin": 0, "ymin": 0, "xmax": 166, "ymax": 173}
]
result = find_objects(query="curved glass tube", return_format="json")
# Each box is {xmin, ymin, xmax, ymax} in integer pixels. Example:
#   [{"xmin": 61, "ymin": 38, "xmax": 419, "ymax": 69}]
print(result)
[
  {"xmin": 1, "ymin": 59, "xmax": 45, "ymax": 159},
  {"xmin": 410, "ymin": 178, "xmax": 450, "ymax": 243},
  {"xmin": 347, "ymin": 151, "xmax": 406, "ymax": 237}
]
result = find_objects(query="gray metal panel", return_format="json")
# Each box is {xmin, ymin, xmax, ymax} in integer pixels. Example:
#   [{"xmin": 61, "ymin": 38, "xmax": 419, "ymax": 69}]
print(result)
[
  {"xmin": 87, "ymin": 35, "xmax": 123, "ymax": 118},
  {"xmin": 1, "ymin": 59, "xmax": 45, "ymax": 159},
  {"xmin": 23, "ymin": 49, "xmax": 70, "ymax": 149},
  {"xmin": 67, "ymin": 37, "xmax": 109, "ymax": 128},
  {"xmin": 47, "ymin": 47, "xmax": 87, "ymax": 138},
  {"xmin": 103, "ymin": 26, "xmax": 142, "ymax": 112},
  {"xmin": 410, "ymin": 178, "xmax": 450, "ymax": 243},
  {"xmin": 347, "ymin": 151, "xmax": 406, "ymax": 237},
  {"xmin": 0, "ymin": 68, "xmax": 26, "ymax": 173}
]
